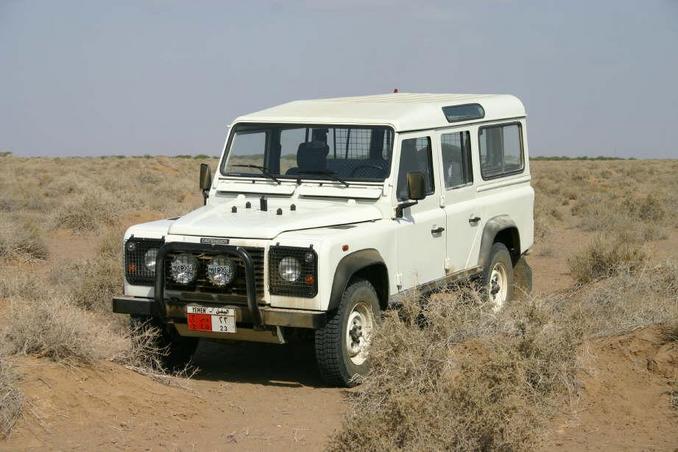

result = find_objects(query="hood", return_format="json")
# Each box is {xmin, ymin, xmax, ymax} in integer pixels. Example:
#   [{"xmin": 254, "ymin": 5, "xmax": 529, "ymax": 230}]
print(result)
[{"xmin": 167, "ymin": 201, "xmax": 382, "ymax": 239}]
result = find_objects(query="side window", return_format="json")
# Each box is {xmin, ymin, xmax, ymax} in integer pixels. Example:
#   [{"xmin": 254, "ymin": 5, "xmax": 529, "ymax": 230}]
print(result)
[
  {"xmin": 397, "ymin": 137, "xmax": 434, "ymax": 201},
  {"xmin": 441, "ymin": 131, "xmax": 473, "ymax": 189},
  {"xmin": 478, "ymin": 123, "xmax": 524, "ymax": 179}
]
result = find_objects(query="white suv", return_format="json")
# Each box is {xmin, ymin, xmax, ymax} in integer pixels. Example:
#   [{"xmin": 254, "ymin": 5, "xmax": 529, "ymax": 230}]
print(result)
[{"xmin": 113, "ymin": 93, "xmax": 534, "ymax": 386}]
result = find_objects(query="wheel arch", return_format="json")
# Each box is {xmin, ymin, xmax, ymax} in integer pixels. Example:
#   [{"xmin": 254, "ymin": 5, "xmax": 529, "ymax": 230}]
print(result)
[
  {"xmin": 478, "ymin": 215, "xmax": 521, "ymax": 268},
  {"xmin": 328, "ymin": 248, "xmax": 389, "ymax": 312}
]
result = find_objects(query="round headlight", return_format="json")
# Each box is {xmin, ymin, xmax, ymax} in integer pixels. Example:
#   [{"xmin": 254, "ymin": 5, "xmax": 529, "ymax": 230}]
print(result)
[
  {"xmin": 207, "ymin": 256, "xmax": 235, "ymax": 286},
  {"xmin": 278, "ymin": 256, "xmax": 301, "ymax": 282},
  {"xmin": 170, "ymin": 254, "xmax": 198, "ymax": 285},
  {"xmin": 144, "ymin": 248, "xmax": 158, "ymax": 272}
]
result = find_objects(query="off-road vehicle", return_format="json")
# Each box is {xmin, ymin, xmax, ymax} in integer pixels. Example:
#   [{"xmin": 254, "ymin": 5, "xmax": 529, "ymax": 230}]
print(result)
[{"xmin": 113, "ymin": 93, "xmax": 534, "ymax": 386}]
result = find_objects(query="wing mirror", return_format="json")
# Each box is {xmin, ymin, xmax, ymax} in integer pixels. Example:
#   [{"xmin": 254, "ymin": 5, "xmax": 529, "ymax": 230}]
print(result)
[
  {"xmin": 199, "ymin": 163, "xmax": 212, "ymax": 205},
  {"xmin": 395, "ymin": 171, "xmax": 427, "ymax": 218},
  {"xmin": 406, "ymin": 171, "xmax": 426, "ymax": 200}
]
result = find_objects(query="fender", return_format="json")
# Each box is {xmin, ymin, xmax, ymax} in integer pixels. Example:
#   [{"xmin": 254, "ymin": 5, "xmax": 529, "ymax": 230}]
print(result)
[
  {"xmin": 328, "ymin": 248, "xmax": 388, "ymax": 312},
  {"xmin": 477, "ymin": 215, "xmax": 520, "ymax": 269}
]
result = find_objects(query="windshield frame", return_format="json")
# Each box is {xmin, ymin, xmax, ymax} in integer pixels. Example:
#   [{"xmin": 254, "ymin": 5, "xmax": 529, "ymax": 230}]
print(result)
[{"xmin": 218, "ymin": 122, "xmax": 396, "ymax": 185}]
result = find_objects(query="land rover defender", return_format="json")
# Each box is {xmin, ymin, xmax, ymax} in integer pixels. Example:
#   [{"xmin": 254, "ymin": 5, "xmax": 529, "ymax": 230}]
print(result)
[{"xmin": 112, "ymin": 93, "xmax": 534, "ymax": 386}]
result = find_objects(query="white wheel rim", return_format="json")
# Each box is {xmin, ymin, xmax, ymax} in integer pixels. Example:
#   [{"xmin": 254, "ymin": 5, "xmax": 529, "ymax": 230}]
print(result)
[
  {"xmin": 489, "ymin": 262, "xmax": 508, "ymax": 312},
  {"xmin": 345, "ymin": 302, "xmax": 374, "ymax": 366}
]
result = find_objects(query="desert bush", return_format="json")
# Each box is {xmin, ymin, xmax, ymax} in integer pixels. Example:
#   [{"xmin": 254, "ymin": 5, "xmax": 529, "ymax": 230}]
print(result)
[
  {"xmin": 331, "ymin": 258, "xmax": 677, "ymax": 451},
  {"xmin": 622, "ymin": 193, "xmax": 666, "ymax": 222},
  {"xmin": 0, "ymin": 266, "xmax": 45, "ymax": 301},
  {"xmin": 571, "ymin": 262, "xmax": 678, "ymax": 337},
  {"xmin": 2, "ymin": 296, "xmax": 126, "ymax": 364},
  {"xmin": 0, "ymin": 217, "xmax": 48, "ymax": 261},
  {"xmin": 568, "ymin": 234, "xmax": 648, "ymax": 284},
  {"xmin": 328, "ymin": 290, "xmax": 581, "ymax": 451},
  {"xmin": 53, "ymin": 193, "xmax": 121, "ymax": 232},
  {"xmin": 0, "ymin": 356, "xmax": 22, "ymax": 439},
  {"xmin": 59, "ymin": 256, "xmax": 121, "ymax": 312}
]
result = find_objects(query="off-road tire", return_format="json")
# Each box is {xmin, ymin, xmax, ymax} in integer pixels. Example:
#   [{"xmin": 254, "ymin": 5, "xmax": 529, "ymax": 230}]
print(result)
[
  {"xmin": 130, "ymin": 315, "xmax": 199, "ymax": 371},
  {"xmin": 315, "ymin": 279, "xmax": 380, "ymax": 387},
  {"xmin": 482, "ymin": 242, "xmax": 515, "ymax": 311}
]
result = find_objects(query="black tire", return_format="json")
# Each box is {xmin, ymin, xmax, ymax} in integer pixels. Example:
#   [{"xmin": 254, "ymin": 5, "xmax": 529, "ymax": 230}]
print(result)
[
  {"xmin": 481, "ymin": 242, "xmax": 514, "ymax": 311},
  {"xmin": 130, "ymin": 315, "xmax": 199, "ymax": 371},
  {"xmin": 315, "ymin": 279, "xmax": 380, "ymax": 387}
]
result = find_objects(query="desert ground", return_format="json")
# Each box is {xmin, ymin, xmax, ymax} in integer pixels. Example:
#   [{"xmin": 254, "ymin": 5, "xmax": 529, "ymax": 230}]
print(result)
[{"xmin": 0, "ymin": 155, "xmax": 676, "ymax": 451}]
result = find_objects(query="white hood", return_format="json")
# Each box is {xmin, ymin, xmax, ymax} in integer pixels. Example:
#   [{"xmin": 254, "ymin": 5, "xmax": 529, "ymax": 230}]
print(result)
[{"xmin": 167, "ymin": 201, "xmax": 382, "ymax": 239}]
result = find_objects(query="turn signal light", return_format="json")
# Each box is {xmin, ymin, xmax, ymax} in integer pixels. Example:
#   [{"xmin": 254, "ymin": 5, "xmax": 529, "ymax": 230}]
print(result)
[{"xmin": 304, "ymin": 274, "xmax": 315, "ymax": 286}]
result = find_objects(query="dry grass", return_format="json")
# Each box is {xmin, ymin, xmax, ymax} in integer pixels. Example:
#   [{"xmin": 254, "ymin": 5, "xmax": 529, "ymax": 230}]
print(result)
[
  {"xmin": 328, "ymin": 289, "xmax": 582, "ymax": 451},
  {"xmin": 567, "ymin": 233, "xmax": 648, "ymax": 284},
  {"xmin": 1, "ymin": 156, "xmax": 677, "ymax": 442},
  {"xmin": 330, "ymin": 262, "xmax": 678, "ymax": 451},
  {"xmin": 2, "ymin": 295, "xmax": 127, "ymax": 364},
  {"xmin": 0, "ymin": 216, "xmax": 48, "ymax": 261},
  {"xmin": 0, "ymin": 356, "xmax": 22, "ymax": 440}
]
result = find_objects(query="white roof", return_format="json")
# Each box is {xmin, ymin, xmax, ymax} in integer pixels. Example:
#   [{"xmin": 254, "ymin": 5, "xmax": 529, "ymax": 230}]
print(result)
[{"xmin": 233, "ymin": 93, "xmax": 525, "ymax": 132}]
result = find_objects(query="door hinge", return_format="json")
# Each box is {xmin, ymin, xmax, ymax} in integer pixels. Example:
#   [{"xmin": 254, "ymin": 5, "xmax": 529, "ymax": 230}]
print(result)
[
  {"xmin": 444, "ymin": 257, "xmax": 452, "ymax": 272},
  {"xmin": 396, "ymin": 272, "xmax": 403, "ymax": 289}
]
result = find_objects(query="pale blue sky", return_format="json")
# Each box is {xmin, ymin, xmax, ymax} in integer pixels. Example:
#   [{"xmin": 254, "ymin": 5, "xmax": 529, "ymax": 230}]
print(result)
[{"xmin": 1, "ymin": 0, "xmax": 677, "ymax": 158}]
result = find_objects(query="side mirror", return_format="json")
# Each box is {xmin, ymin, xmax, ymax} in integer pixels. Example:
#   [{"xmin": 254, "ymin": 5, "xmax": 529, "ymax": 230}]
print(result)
[
  {"xmin": 395, "ymin": 172, "xmax": 427, "ymax": 218},
  {"xmin": 199, "ymin": 163, "xmax": 212, "ymax": 205},
  {"xmin": 407, "ymin": 171, "xmax": 426, "ymax": 200}
]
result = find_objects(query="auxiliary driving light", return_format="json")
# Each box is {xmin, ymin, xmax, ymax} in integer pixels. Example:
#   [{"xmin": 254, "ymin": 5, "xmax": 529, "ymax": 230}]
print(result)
[
  {"xmin": 170, "ymin": 253, "xmax": 198, "ymax": 285},
  {"xmin": 207, "ymin": 255, "xmax": 236, "ymax": 286},
  {"xmin": 278, "ymin": 256, "xmax": 301, "ymax": 282}
]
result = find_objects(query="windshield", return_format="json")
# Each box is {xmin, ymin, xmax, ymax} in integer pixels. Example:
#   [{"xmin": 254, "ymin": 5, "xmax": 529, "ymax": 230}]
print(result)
[{"xmin": 221, "ymin": 123, "xmax": 394, "ymax": 183}]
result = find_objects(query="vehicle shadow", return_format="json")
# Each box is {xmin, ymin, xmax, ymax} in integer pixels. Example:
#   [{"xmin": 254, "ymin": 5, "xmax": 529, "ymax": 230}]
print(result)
[{"xmin": 190, "ymin": 339, "xmax": 327, "ymax": 388}]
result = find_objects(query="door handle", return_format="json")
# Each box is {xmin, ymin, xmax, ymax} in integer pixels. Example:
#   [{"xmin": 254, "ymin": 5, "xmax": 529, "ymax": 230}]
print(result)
[
  {"xmin": 431, "ymin": 226, "xmax": 445, "ymax": 234},
  {"xmin": 468, "ymin": 216, "xmax": 481, "ymax": 225}
]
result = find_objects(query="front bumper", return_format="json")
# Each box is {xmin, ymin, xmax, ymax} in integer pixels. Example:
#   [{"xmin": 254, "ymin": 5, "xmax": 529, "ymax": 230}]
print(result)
[{"xmin": 112, "ymin": 296, "xmax": 326, "ymax": 329}]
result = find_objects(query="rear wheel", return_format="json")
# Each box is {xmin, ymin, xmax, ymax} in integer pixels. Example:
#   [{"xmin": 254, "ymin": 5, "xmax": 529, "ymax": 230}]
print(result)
[
  {"xmin": 130, "ymin": 316, "xmax": 198, "ymax": 371},
  {"xmin": 315, "ymin": 279, "xmax": 380, "ymax": 387},
  {"xmin": 482, "ymin": 242, "xmax": 514, "ymax": 312}
]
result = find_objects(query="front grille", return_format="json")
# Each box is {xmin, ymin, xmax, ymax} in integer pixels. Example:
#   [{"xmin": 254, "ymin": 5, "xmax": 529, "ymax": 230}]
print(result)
[
  {"xmin": 125, "ymin": 238, "xmax": 164, "ymax": 285},
  {"xmin": 164, "ymin": 247, "xmax": 264, "ymax": 299}
]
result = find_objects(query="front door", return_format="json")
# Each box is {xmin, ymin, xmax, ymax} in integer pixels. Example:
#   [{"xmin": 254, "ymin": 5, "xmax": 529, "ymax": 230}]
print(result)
[{"xmin": 394, "ymin": 135, "xmax": 446, "ymax": 290}]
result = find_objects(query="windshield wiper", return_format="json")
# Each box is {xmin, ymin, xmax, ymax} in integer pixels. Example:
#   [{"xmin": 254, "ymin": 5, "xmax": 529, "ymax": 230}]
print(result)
[
  {"xmin": 229, "ymin": 164, "xmax": 281, "ymax": 184},
  {"xmin": 295, "ymin": 170, "xmax": 349, "ymax": 187}
]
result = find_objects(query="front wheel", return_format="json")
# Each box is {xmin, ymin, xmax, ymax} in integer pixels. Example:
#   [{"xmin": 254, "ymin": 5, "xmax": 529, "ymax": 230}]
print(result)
[{"xmin": 315, "ymin": 279, "xmax": 380, "ymax": 387}]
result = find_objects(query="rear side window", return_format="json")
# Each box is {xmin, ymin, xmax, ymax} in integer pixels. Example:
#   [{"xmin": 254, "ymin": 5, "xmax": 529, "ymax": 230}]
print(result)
[
  {"xmin": 397, "ymin": 137, "xmax": 434, "ymax": 201},
  {"xmin": 478, "ymin": 123, "xmax": 523, "ymax": 179},
  {"xmin": 441, "ymin": 131, "xmax": 473, "ymax": 188}
]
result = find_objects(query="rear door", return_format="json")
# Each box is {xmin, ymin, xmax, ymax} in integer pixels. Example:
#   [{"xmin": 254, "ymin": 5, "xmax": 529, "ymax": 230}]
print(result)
[
  {"xmin": 437, "ymin": 129, "xmax": 482, "ymax": 273},
  {"xmin": 394, "ymin": 134, "xmax": 446, "ymax": 290}
]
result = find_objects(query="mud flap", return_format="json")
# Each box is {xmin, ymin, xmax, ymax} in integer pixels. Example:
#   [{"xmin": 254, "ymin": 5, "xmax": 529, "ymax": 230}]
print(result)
[{"xmin": 513, "ymin": 256, "xmax": 532, "ymax": 300}]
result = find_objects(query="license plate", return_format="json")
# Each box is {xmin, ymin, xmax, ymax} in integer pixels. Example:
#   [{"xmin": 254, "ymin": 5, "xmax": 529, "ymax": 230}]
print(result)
[{"xmin": 186, "ymin": 305, "xmax": 237, "ymax": 333}]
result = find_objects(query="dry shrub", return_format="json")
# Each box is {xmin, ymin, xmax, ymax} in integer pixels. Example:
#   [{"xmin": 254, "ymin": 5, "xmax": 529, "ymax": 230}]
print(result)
[
  {"xmin": 331, "ymin": 259, "xmax": 677, "ymax": 451},
  {"xmin": 568, "ymin": 234, "xmax": 648, "ymax": 284},
  {"xmin": 572, "ymin": 262, "xmax": 678, "ymax": 337},
  {"xmin": 0, "ymin": 217, "xmax": 48, "ymax": 261},
  {"xmin": 0, "ymin": 356, "xmax": 22, "ymax": 439},
  {"xmin": 59, "ymin": 256, "xmax": 121, "ymax": 312},
  {"xmin": 52, "ymin": 193, "xmax": 121, "ymax": 232},
  {"xmin": 2, "ymin": 296, "xmax": 126, "ymax": 364},
  {"xmin": 622, "ymin": 193, "xmax": 666, "ymax": 222},
  {"xmin": 328, "ymin": 290, "xmax": 581, "ymax": 451}
]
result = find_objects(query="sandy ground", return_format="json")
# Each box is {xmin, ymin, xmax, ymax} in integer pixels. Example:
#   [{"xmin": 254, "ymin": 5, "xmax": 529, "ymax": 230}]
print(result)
[{"xmin": 2, "ymin": 224, "xmax": 677, "ymax": 451}]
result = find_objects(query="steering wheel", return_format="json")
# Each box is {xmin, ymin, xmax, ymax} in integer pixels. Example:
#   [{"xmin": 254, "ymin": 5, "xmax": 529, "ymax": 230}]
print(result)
[{"xmin": 349, "ymin": 164, "xmax": 384, "ymax": 177}]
